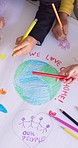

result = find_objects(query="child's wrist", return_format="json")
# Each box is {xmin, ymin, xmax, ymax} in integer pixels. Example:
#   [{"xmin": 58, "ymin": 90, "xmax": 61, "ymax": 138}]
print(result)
[
  {"xmin": 27, "ymin": 36, "xmax": 41, "ymax": 45},
  {"xmin": 27, "ymin": 36, "xmax": 37, "ymax": 44},
  {"xmin": 59, "ymin": 12, "xmax": 68, "ymax": 19}
]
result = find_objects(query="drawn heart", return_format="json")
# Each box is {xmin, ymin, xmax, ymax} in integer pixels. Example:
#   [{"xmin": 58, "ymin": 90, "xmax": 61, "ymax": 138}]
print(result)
[
  {"xmin": 13, "ymin": 109, "xmax": 53, "ymax": 148},
  {"xmin": 49, "ymin": 110, "xmax": 56, "ymax": 117}
]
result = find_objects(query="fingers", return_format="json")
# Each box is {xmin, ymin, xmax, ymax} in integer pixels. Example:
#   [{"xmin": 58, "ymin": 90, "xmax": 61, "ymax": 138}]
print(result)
[
  {"xmin": 12, "ymin": 36, "xmax": 37, "ymax": 57},
  {"xmin": 67, "ymin": 70, "xmax": 75, "ymax": 78},
  {"xmin": 57, "ymin": 77, "xmax": 75, "ymax": 84},
  {"xmin": 59, "ymin": 34, "xmax": 67, "ymax": 40},
  {"xmin": 12, "ymin": 38, "xmax": 29, "ymax": 57},
  {"xmin": 63, "ymin": 25, "xmax": 68, "ymax": 35},
  {"xmin": 58, "ymin": 69, "xmax": 75, "ymax": 84},
  {"xmin": 56, "ymin": 27, "xmax": 67, "ymax": 40},
  {"xmin": 16, "ymin": 36, "xmax": 23, "ymax": 45},
  {"xmin": 13, "ymin": 46, "xmax": 29, "ymax": 57},
  {"xmin": 13, "ymin": 39, "xmax": 29, "ymax": 51},
  {"xmin": 0, "ymin": 17, "xmax": 5, "ymax": 28},
  {"xmin": 55, "ymin": 31, "xmax": 66, "ymax": 40},
  {"xmin": 62, "ymin": 19, "xmax": 68, "ymax": 35},
  {"xmin": 52, "ymin": 24, "xmax": 67, "ymax": 40},
  {"xmin": 64, "ymin": 77, "xmax": 75, "ymax": 84},
  {"xmin": 57, "ymin": 64, "xmax": 78, "ymax": 84},
  {"xmin": 52, "ymin": 16, "xmax": 68, "ymax": 40}
]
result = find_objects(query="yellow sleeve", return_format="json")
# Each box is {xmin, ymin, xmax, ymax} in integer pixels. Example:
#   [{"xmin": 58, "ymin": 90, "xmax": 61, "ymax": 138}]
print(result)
[{"xmin": 59, "ymin": 0, "xmax": 75, "ymax": 15}]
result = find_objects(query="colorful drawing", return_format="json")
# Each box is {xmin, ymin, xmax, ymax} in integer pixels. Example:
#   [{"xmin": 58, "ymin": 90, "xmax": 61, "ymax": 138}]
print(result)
[
  {"xmin": 14, "ymin": 60, "xmax": 61, "ymax": 105},
  {"xmin": 0, "ymin": 89, "xmax": 7, "ymax": 113},
  {"xmin": 0, "ymin": 88, "xmax": 6, "ymax": 94},
  {"xmin": 0, "ymin": 104, "xmax": 7, "ymax": 113},
  {"xmin": 58, "ymin": 40, "xmax": 70, "ymax": 50},
  {"xmin": 13, "ymin": 110, "xmax": 53, "ymax": 148}
]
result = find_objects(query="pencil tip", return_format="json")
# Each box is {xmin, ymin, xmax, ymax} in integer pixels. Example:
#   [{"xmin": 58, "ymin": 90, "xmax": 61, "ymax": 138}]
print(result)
[
  {"xmin": 60, "ymin": 126, "xmax": 64, "ymax": 129},
  {"xmin": 60, "ymin": 109, "xmax": 63, "ymax": 112}
]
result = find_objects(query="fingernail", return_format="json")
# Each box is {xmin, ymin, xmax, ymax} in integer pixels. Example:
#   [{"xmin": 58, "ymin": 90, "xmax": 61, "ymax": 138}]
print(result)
[
  {"xmin": 13, "ymin": 54, "xmax": 16, "ymax": 57},
  {"xmin": 14, "ymin": 49, "xmax": 16, "ymax": 51},
  {"xmin": 65, "ymin": 32, "xmax": 67, "ymax": 35}
]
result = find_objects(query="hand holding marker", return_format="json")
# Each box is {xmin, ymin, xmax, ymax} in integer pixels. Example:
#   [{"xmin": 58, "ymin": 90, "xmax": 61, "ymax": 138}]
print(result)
[{"xmin": 32, "ymin": 71, "xmax": 74, "ymax": 81}]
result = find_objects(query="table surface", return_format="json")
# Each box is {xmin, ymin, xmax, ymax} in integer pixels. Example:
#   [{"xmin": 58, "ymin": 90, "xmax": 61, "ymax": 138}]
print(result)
[{"xmin": 0, "ymin": 1, "xmax": 78, "ymax": 148}]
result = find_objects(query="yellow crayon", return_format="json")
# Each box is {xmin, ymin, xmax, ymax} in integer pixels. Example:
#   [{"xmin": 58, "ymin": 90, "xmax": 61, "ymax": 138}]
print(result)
[
  {"xmin": 61, "ymin": 126, "xmax": 78, "ymax": 139},
  {"xmin": 20, "ymin": 18, "xmax": 38, "ymax": 43},
  {"xmin": 12, "ymin": 18, "xmax": 38, "ymax": 56}
]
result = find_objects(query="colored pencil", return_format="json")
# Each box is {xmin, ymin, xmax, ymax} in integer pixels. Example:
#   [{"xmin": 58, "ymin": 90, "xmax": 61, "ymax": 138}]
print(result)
[
  {"xmin": 52, "ymin": 3, "xmax": 62, "ymax": 28},
  {"xmin": 61, "ymin": 126, "xmax": 78, "ymax": 139},
  {"xmin": 20, "ymin": 18, "xmax": 38, "ymax": 43},
  {"xmin": 60, "ymin": 109, "xmax": 78, "ymax": 126},
  {"xmin": 32, "ymin": 71, "xmax": 67, "ymax": 79},
  {"xmin": 49, "ymin": 114, "xmax": 78, "ymax": 133},
  {"xmin": 12, "ymin": 18, "xmax": 38, "ymax": 56}
]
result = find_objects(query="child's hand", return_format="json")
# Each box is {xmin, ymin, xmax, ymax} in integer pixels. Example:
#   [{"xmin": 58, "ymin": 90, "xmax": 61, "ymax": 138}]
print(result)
[
  {"xmin": 12, "ymin": 36, "xmax": 37, "ymax": 57},
  {"xmin": 52, "ymin": 12, "xmax": 68, "ymax": 40},
  {"xmin": 58, "ymin": 64, "xmax": 78, "ymax": 84},
  {"xmin": 0, "ymin": 16, "xmax": 5, "ymax": 29}
]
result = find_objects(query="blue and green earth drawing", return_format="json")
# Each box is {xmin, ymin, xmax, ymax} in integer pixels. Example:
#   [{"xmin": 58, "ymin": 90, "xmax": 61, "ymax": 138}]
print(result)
[{"xmin": 14, "ymin": 60, "xmax": 61, "ymax": 105}]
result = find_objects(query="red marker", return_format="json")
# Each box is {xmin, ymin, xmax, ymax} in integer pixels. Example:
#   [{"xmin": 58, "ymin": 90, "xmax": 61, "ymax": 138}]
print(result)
[{"xmin": 32, "ymin": 71, "xmax": 67, "ymax": 79}]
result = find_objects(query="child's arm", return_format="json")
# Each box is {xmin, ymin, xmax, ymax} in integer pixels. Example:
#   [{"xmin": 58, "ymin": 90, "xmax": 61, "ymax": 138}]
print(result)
[
  {"xmin": 13, "ymin": 0, "xmax": 61, "ymax": 57},
  {"xmin": 52, "ymin": 12, "xmax": 68, "ymax": 40},
  {"xmin": 58, "ymin": 64, "xmax": 78, "ymax": 84},
  {"xmin": 29, "ymin": 0, "xmax": 61, "ymax": 45},
  {"xmin": 59, "ymin": 0, "xmax": 75, "ymax": 16},
  {"xmin": 52, "ymin": 0, "xmax": 75, "ymax": 40},
  {"xmin": 0, "ymin": 17, "xmax": 5, "ymax": 29}
]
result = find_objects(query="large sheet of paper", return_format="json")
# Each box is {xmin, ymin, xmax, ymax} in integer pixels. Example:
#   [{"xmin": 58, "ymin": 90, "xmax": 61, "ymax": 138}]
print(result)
[{"xmin": 0, "ymin": 0, "xmax": 78, "ymax": 148}]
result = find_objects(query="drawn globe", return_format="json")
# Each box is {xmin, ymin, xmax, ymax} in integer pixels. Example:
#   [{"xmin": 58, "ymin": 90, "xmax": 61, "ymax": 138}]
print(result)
[{"xmin": 14, "ymin": 60, "xmax": 61, "ymax": 105}]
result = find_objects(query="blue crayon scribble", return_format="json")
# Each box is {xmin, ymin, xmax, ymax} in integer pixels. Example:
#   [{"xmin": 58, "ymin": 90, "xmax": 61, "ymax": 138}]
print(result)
[
  {"xmin": 14, "ymin": 60, "xmax": 61, "ymax": 105},
  {"xmin": 0, "ymin": 104, "xmax": 8, "ymax": 113}
]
